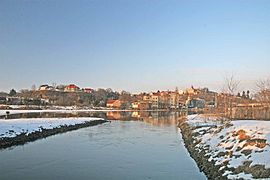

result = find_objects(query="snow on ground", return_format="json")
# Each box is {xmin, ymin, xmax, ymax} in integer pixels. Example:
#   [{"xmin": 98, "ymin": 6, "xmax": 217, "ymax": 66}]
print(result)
[
  {"xmin": 227, "ymin": 172, "xmax": 253, "ymax": 179},
  {"xmin": 0, "ymin": 117, "xmax": 103, "ymax": 138},
  {"xmin": 187, "ymin": 115, "xmax": 270, "ymax": 179}
]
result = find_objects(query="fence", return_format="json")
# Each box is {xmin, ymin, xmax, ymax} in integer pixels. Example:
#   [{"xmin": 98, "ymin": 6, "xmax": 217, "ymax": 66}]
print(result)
[{"xmin": 232, "ymin": 106, "xmax": 270, "ymax": 120}]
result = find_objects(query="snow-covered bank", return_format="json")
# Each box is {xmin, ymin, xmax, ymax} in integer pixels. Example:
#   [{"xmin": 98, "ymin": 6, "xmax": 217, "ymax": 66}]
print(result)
[
  {"xmin": 185, "ymin": 115, "xmax": 270, "ymax": 179},
  {"xmin": 0, "ymin": 117, "xmax": 103, "ymax": 138},
  {"xmin": 0, "ymin": 117, "xmax": 107, "ymax": 149}
]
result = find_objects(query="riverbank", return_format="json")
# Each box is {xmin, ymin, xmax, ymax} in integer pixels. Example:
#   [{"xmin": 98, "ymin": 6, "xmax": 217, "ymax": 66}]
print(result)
[
  {"xmin": 179, "ymin": 115, "xmax": 270, "ymax": 179},
  {"xmin": 0, "ymin": 119, "xmax": 107, "ymax": 149}
]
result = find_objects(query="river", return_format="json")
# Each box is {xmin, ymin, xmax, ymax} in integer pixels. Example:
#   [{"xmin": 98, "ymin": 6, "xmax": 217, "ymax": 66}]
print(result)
[{"xmin": 0, "ymin": 111, "xmax": 206, "ymax": 180}]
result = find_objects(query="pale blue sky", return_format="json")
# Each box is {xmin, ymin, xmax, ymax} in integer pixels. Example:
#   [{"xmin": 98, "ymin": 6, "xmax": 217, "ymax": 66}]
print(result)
[{"xmin": 0, "ymin": 0, "xmax": 269, "ymax": 93}]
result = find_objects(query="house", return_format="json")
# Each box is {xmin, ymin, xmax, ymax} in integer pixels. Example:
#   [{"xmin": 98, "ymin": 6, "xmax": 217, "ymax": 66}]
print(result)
[
  {"xmin": 38, "ymin": 85, "xmax": 54, "ymax": 91},
  {"xmin": 139, "ymin": 101, "xmax": 151, "ymax": 110},
  {"xmin": 142, "ymin": 90, "xmax": 181, "ymax": 109},
  {"xmin": 185, "ymin": 86, "xmax": 199, "ymax": 95},
  {"xmin": 131, "ymin": 101, "xmax": 140, "ymax": 109},
  {"xmin": 55, "ymin": 85, "xmax": 65, "ymax": 91},
  {"xmin": 160, "ymin": 91, "xmax": 170, "ymax": 109},
  {"xmin": 106, "ymin": 99, "xmax": 122, "ymax": 109},
  {"xmin": 64, "ymin": 84, "xmax": 80, "ymax": 92},
  {"xmin": 39, "ymin": 85, "xmax": 49, "ymax": 91},
  {"xmin": 151, "ymin": 92, "xmax": 161, "ymax": 109},
  {"xmin": 169, "ymin": 92, "xmax": 180, "ymax": 109},
  {"xmin": 82, "ymin": 88, "xmax": 93, "ymax": 93},
  {"xmin": 186, "ymin": 98, "xmax": 205, "ymax": 109},
  {"xmin": 0, "ymin": 97, "xmax": 7, "ymax": 104},
  {"xmin": 143, "ymin": 94, "xmax": 151, "ymax": 101},
  {"xmin": 131, "ymin": 101, "xmax": 150, "ymax": 110}
]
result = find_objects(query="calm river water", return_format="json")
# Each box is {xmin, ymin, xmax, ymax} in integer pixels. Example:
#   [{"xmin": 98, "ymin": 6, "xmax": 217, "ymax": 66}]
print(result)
[{"xmin": 0, "ymin": 111, "xmax": 206, "ymax": 180}]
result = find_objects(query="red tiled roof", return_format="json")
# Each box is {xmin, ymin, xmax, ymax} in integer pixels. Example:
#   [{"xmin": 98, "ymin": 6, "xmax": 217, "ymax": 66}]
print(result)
[{"xmin": 66, "ymin": 84, "xmax": 79, "ymax": 89}]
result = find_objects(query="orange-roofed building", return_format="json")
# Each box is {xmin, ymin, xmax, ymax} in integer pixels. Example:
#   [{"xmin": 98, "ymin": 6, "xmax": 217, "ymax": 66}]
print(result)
[
  {"xmin": 64, "ymin": 84, "xmax": 80, "ymax": 92},
  {"xmin": 106, "ymin": 99, "xmax": 122, "ymax": 109}
]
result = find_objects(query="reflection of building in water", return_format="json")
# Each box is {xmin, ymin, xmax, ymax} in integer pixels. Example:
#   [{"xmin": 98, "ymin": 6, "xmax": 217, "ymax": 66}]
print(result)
[
  {"xmin": 141, "ymin": 111, "xmax": 183, "ymax": 127},
  {"xmin": 139, "ymin": 111, "xmax": 151, "ymax": 118},
  {"xmin": 142, "ymin": 112, "xmax": 175, "ymax": 126},
  {"xmin": 105, "ymin": 111, "xmax": 186, "ymax": 127},
  {"xmin": 106, "ymin": 111, "xmax": 123, "ymax": 120},
  {"xmin": 131, "ymin": 111, "xmax": 140, "ymax": 118},
  {"xmin": 106, "ymin": 111, "xmax": 138, "ymax": 121}
]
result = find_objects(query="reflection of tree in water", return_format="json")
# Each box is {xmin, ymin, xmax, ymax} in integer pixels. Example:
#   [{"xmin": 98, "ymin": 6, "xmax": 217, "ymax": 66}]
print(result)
[{"xmin": 106, "ymin": 111, "xmax": 137, "ymax": 121}]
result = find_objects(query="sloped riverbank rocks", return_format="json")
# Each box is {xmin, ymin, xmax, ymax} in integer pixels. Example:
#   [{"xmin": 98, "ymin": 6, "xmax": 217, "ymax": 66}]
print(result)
[{"xmin": 179, "ymin": 115, "xmax": 270, "ymax": 179}]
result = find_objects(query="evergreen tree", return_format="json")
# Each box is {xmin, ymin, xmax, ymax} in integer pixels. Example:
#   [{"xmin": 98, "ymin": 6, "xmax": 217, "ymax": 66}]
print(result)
[{"xmin": 9, "ymin": 89, "xmax": 17, "ymax": 96}]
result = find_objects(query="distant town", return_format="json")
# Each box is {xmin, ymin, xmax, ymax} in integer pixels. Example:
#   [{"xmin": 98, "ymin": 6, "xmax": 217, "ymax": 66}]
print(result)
[{"xmin": 1, "ymin": 81, "xmax": 269, "ymax": 120}]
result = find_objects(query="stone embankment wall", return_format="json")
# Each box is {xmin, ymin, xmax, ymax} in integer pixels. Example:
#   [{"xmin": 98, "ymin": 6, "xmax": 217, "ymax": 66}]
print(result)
[{"xmin": 178, "ymin": 119, "xmax": 228, "ymax": 180}]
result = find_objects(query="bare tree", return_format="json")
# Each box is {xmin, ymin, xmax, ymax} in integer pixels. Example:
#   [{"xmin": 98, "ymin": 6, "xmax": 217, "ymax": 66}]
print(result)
[
  {"xmin": 224, "ymin": 74, "xmax": 240, "ymax": 95},
  {"xmin": 31, "ymin": 84, "xmax": 36, "ymax": 91},
  {"xmin": 255, "ymin": 78, "xmax": 270, "ymax": 106},
  {"xmin": 52, "ymin": 82, "xmax": 57, "ymax": 89},
  {"xmin": 222, "ymin": 74, "xmax": 240, "ymax": 118}
]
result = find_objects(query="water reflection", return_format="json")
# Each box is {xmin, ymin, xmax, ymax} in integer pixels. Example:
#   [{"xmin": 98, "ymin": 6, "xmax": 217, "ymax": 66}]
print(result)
[
  {"xmin": 107, "ymin": 111, "xmax": 186, "ymax": 127},
  {"xmin": 0, "ymin": 111, "xmax": 207, "ymax": 180},
  {"xmin": 0, "ymin": 113, "xmax": 206, "ymax": 180},
  {"xmin": 2, "ymin": 111, "xmax": 187, "ymax": 127}
]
